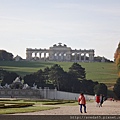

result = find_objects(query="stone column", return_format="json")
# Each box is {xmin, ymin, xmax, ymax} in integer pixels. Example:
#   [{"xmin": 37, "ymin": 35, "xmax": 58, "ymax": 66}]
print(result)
[
  {"xmin": 34, "ymin": 52, "xmax": 37, "ymax": 60},
  {"xmin": 44, "ymin": 52, "xmax": 46, "ymax": 61},
  {"xmin": 61, "ymin": 53, "xmax": 64, "ymax": 61},
  {"xmin": 89, "ymin": 53, "xmax": 91, "ymax": 61},
  {"xmin": 89, "ymin": 52, "xmax": 94, "ymax": 62},
  {"xmin": 51, "ymin": 54, "xmax": 54, "ymax": 60},
  {"xmin": 91, "ymin": 53, "xmax": 94, "ymax": 61},
  {"xmin": 84, "ymin": 53, "xmax": 86, "ymax": 61},
  {"xmin": 55, "ymin": 53, "xmax": 58, "ymax": 61},
  {"xmin": 49, "ymin": 52, "xmax": 54, "ymax": 61},
  {"xmin": 53, "ymin": 53, "xmax": 56, "ymax": 61},
  {"xmin": 39, "ymin": 52, "xmax": 41, "ymax": 60},
  {"xmin": 26, "ymin": 52, "xmax": 32, "ymax": 60},
  {"xmin": 66, "ymin": 53, "xmax": 71, "ymax": 61},
  {"xmin": 89, "ymin": 53, "xmax": 93, "ymax": 61},
  {"xmin": 75, "ymin": 53, "xmax": 77, "ymax": 62},
  {"xmin": 63, "ymin": 53, "xmax": 66, "ymax": 61},
  {"xmin": 65, "ymin": 53, "xmax": 68, "ymax": 61},
  {"xmin": 69, "ymin": 53, "xmax": 71, "ymax": 61},
  {"xmin": 79, "ymin": 52, "xmax": 81, "ymax": 61},
  {"xmin": 58, "ymin": 53, "xmax": 60, "ymax": 61}
]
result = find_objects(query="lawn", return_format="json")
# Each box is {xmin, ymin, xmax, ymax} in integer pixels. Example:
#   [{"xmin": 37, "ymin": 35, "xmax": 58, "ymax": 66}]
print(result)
[
  {"xmin": 0, "ymin": 106, "xmax": 57, "ymax": 114},
  {"xmin": 0, "ymin": 61, "xmax": 118, "ymax": 87},
  {"xmin": 0, "ymin": 99, "xmax": 76, "ymax": 114}
]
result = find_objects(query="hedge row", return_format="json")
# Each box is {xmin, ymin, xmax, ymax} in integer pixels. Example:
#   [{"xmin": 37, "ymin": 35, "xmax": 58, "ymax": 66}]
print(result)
[
  {"xmin": 0, "ymin": 103, "xmax": 34, "ymax": 108},
  {"xmin": 42, "ymin": 100, "xmax": 75, "ymax": 105}
]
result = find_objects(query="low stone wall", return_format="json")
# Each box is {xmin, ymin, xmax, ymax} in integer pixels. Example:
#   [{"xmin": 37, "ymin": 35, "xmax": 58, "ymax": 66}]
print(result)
[
  {"xmin": 0, "ymin": 88, "xmax": 94, "ymax": 100},
  {"xmin": 45, "ymin": 89, "xmax": 94, "ymax": 100},
  {"xmin": 0, "ymin": 89, "xmax": 41, "ymax": 98}
]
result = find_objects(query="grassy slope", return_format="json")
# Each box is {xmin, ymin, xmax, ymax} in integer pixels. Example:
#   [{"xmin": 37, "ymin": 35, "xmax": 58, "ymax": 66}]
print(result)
[{"xmin": 0, "ymin": 61, "xmax": 118, "ymax": 88}]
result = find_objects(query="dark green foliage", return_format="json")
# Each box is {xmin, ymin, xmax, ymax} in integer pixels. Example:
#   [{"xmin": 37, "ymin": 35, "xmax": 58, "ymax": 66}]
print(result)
[
  {"xmin": 80, "ymin": 80, "xmax": 98, "ymax": 94},
  {"xmin": 64, "ymin": 72, "xmax": 82, "ymax": 93},
  {"xmin": 24, "ymin": 69, "xmax": 53, "ymax": 88},
  {"xmin": 43, "ymin": 67, "xmax": 51, "ymax": 83},
  {"xmin": 69, "ymin": 62, "xmax": 86, "ymax": 80},
  {"xmin": 0, "ymin": 69, "xmax": 19, "ymax": 86},
  {"xmin": 24, "ymin": 74, "xmax": 35, "ymax": 87},
  {"xmin": 2, "ymin": 72, "xmax": 19, "ymax": 85},
  {"xmin": 0, "ymin": 50, "xmax": 13, "ymax": 61},
  {"xmin": 94, "ymin": 83, "xmax": 108, "ymax": 96},
  {"xmin": 0, "ymin": 69, "xmax": 7, "ymax": 80},
  {"xmin": 22, "ymin": 63, "xmax": 101, "ymax": 94},
  {"xmin": 49, "ymin": 64, "xmax": 65, "ymax": 90},
  {"xmin": 1, "ymin": 63, "xmax": 103, "ymax": 95},
  {"xmin": 34, "ymin": 69, "xmax": 46, "ymax": 87},
  {"xmin": 115, "ymin": 77, "xmax": 120, "ymax": 84}
]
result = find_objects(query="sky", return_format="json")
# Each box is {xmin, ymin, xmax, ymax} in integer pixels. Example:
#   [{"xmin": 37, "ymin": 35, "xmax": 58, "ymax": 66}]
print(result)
[{"xmin": 0, "ymin": 0, "xmax": 120, "ymax": 61}]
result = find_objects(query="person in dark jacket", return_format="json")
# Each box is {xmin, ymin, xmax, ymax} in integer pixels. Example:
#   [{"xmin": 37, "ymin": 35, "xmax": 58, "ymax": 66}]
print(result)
[{"xmin": 99, "ymin": 94, "xmax": 104, "ymax": 107}]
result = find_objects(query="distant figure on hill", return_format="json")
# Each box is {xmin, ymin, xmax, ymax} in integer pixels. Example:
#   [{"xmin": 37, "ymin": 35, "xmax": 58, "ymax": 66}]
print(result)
[{"xmin": 78, "ymin": 93, "xmax": 87, "ymax": 113}]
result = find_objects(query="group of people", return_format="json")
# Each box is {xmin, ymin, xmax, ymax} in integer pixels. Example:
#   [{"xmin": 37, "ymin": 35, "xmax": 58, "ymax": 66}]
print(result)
[
  {"xmin": 78, "ymin": 93, "xmax": 105, "ymax": 113},
  {"xmin": 95, "ymin": 94, "xmax": 105, "ymax": 107}
]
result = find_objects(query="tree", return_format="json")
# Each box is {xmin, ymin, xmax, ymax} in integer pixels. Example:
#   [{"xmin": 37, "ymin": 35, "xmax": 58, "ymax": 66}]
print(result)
[
  {"xmin": 0, "ymin": 50, "xmax": 13, "ymax": 61},
  {"xmin": 113, "ymin": 43, "xmax": 120, "ymax": 99},
  {"xmin": 81, "ymin": 80, "xmax": 98, "ymax": 95},
  {"xmin": 68, "ymin": 63, "xmax": 86, "ymax": 80},
  {"xmin": 114, "ymin": 42, "xmax": 120, "ymax": 76},
  {"xmin": 66, "ymin": 71, "xmax": 82, "ymax": 93},
  {"xmin": 34, "ymin": 69, "xmax": 46, "ymax": 88},
  {"xmin": 22, "ymin": 63, "xmax": 101, "ymax": 95},
  {"xmin": 49, "ymin": 64, "xmax": 65, "ymax": 90},
  {"xmin": 1, "ymin": 72, "xmax": 19, "ymax": 86},
  {"xmin": 43, "ymin": 67, "xmax": 50, "ymax": 84},
  {"xmin": 24, "ymin": 74, "xmax": 36, "ymax": 87},
  {"xmin": 94, "ymin": 83, "xmax": 107, "ymax": 97},
  {"xmin": 113, "ymin": 77, "xmax": 120, "ymax": 99},
  {"xmin": 24, "ymin": 69, "xmax": 47, "ymax": 88},
  {"xmin": 0, "ymin": 69, "xmax": 8, "ymax": 80}
]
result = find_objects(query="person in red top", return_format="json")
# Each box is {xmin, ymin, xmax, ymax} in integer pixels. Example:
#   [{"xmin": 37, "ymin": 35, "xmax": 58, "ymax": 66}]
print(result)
[
  {"xmin": 78, "ymin": 93, "xmax": 87, "ymax": 113},
  {"xmin": 95, "ymin": 94, "xmax": 100, "ymax": 107}
]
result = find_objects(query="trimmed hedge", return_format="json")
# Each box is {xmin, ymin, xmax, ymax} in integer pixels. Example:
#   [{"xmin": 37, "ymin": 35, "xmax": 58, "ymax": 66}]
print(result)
[
  {"xmin": 42, "ymin": 100, "xmax": 75, "ymax": 105},
  {"xmin": 0, "ymin": 103, "xmax": 4, "ymax": 107},
  {"xmin": 0, "ymin": 103, "xmax": 34, "ymax": 108}
]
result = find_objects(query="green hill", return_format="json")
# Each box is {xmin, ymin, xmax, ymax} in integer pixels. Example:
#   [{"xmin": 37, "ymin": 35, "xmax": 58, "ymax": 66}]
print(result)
[{"xmin": 0, "ymin": 61, "xmax": 118, "ymax": 88}]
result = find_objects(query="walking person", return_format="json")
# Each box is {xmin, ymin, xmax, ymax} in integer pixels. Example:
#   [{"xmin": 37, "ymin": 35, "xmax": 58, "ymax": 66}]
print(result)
[
  {"xmin": 78, "ymin": 93, "xmax": 87, "ymax": 113},
  {"xmin": 99, "ymin": 94, "xmax": 104, "ymax": 107},
  {"xmin": 95, "ymin": 94, "xmax": 100, "ymax": 107}
]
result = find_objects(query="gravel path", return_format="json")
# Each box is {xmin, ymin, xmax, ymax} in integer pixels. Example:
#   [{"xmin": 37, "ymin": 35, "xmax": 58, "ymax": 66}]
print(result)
[{"xmin": 13, "ymin": 100, "xmax": 120, "ymax": 115}]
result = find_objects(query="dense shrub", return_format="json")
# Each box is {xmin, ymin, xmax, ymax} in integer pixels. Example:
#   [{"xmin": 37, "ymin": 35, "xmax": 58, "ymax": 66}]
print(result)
[{"xmin": 0, "ymin": 103, "xmax": 34, "ymax": 108}]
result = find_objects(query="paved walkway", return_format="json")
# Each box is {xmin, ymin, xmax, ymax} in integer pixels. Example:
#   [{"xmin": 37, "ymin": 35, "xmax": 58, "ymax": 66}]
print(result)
[{"xmin": 13, "ymin": 100, "xmax": 120, "ymax": 115}]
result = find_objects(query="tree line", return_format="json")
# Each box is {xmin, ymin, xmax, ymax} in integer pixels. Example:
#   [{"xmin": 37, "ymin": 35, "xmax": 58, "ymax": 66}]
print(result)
[
  {"xmin": 114, "ymin": 42, "xmax": 120, "ymax": 99},
  {"xmin": 0, "ymin": 50, "xmax": 13, "ymax": 61},
  {"xmin": 0, "ymin": 63, "xmax": 108, "ymax": 96}
]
